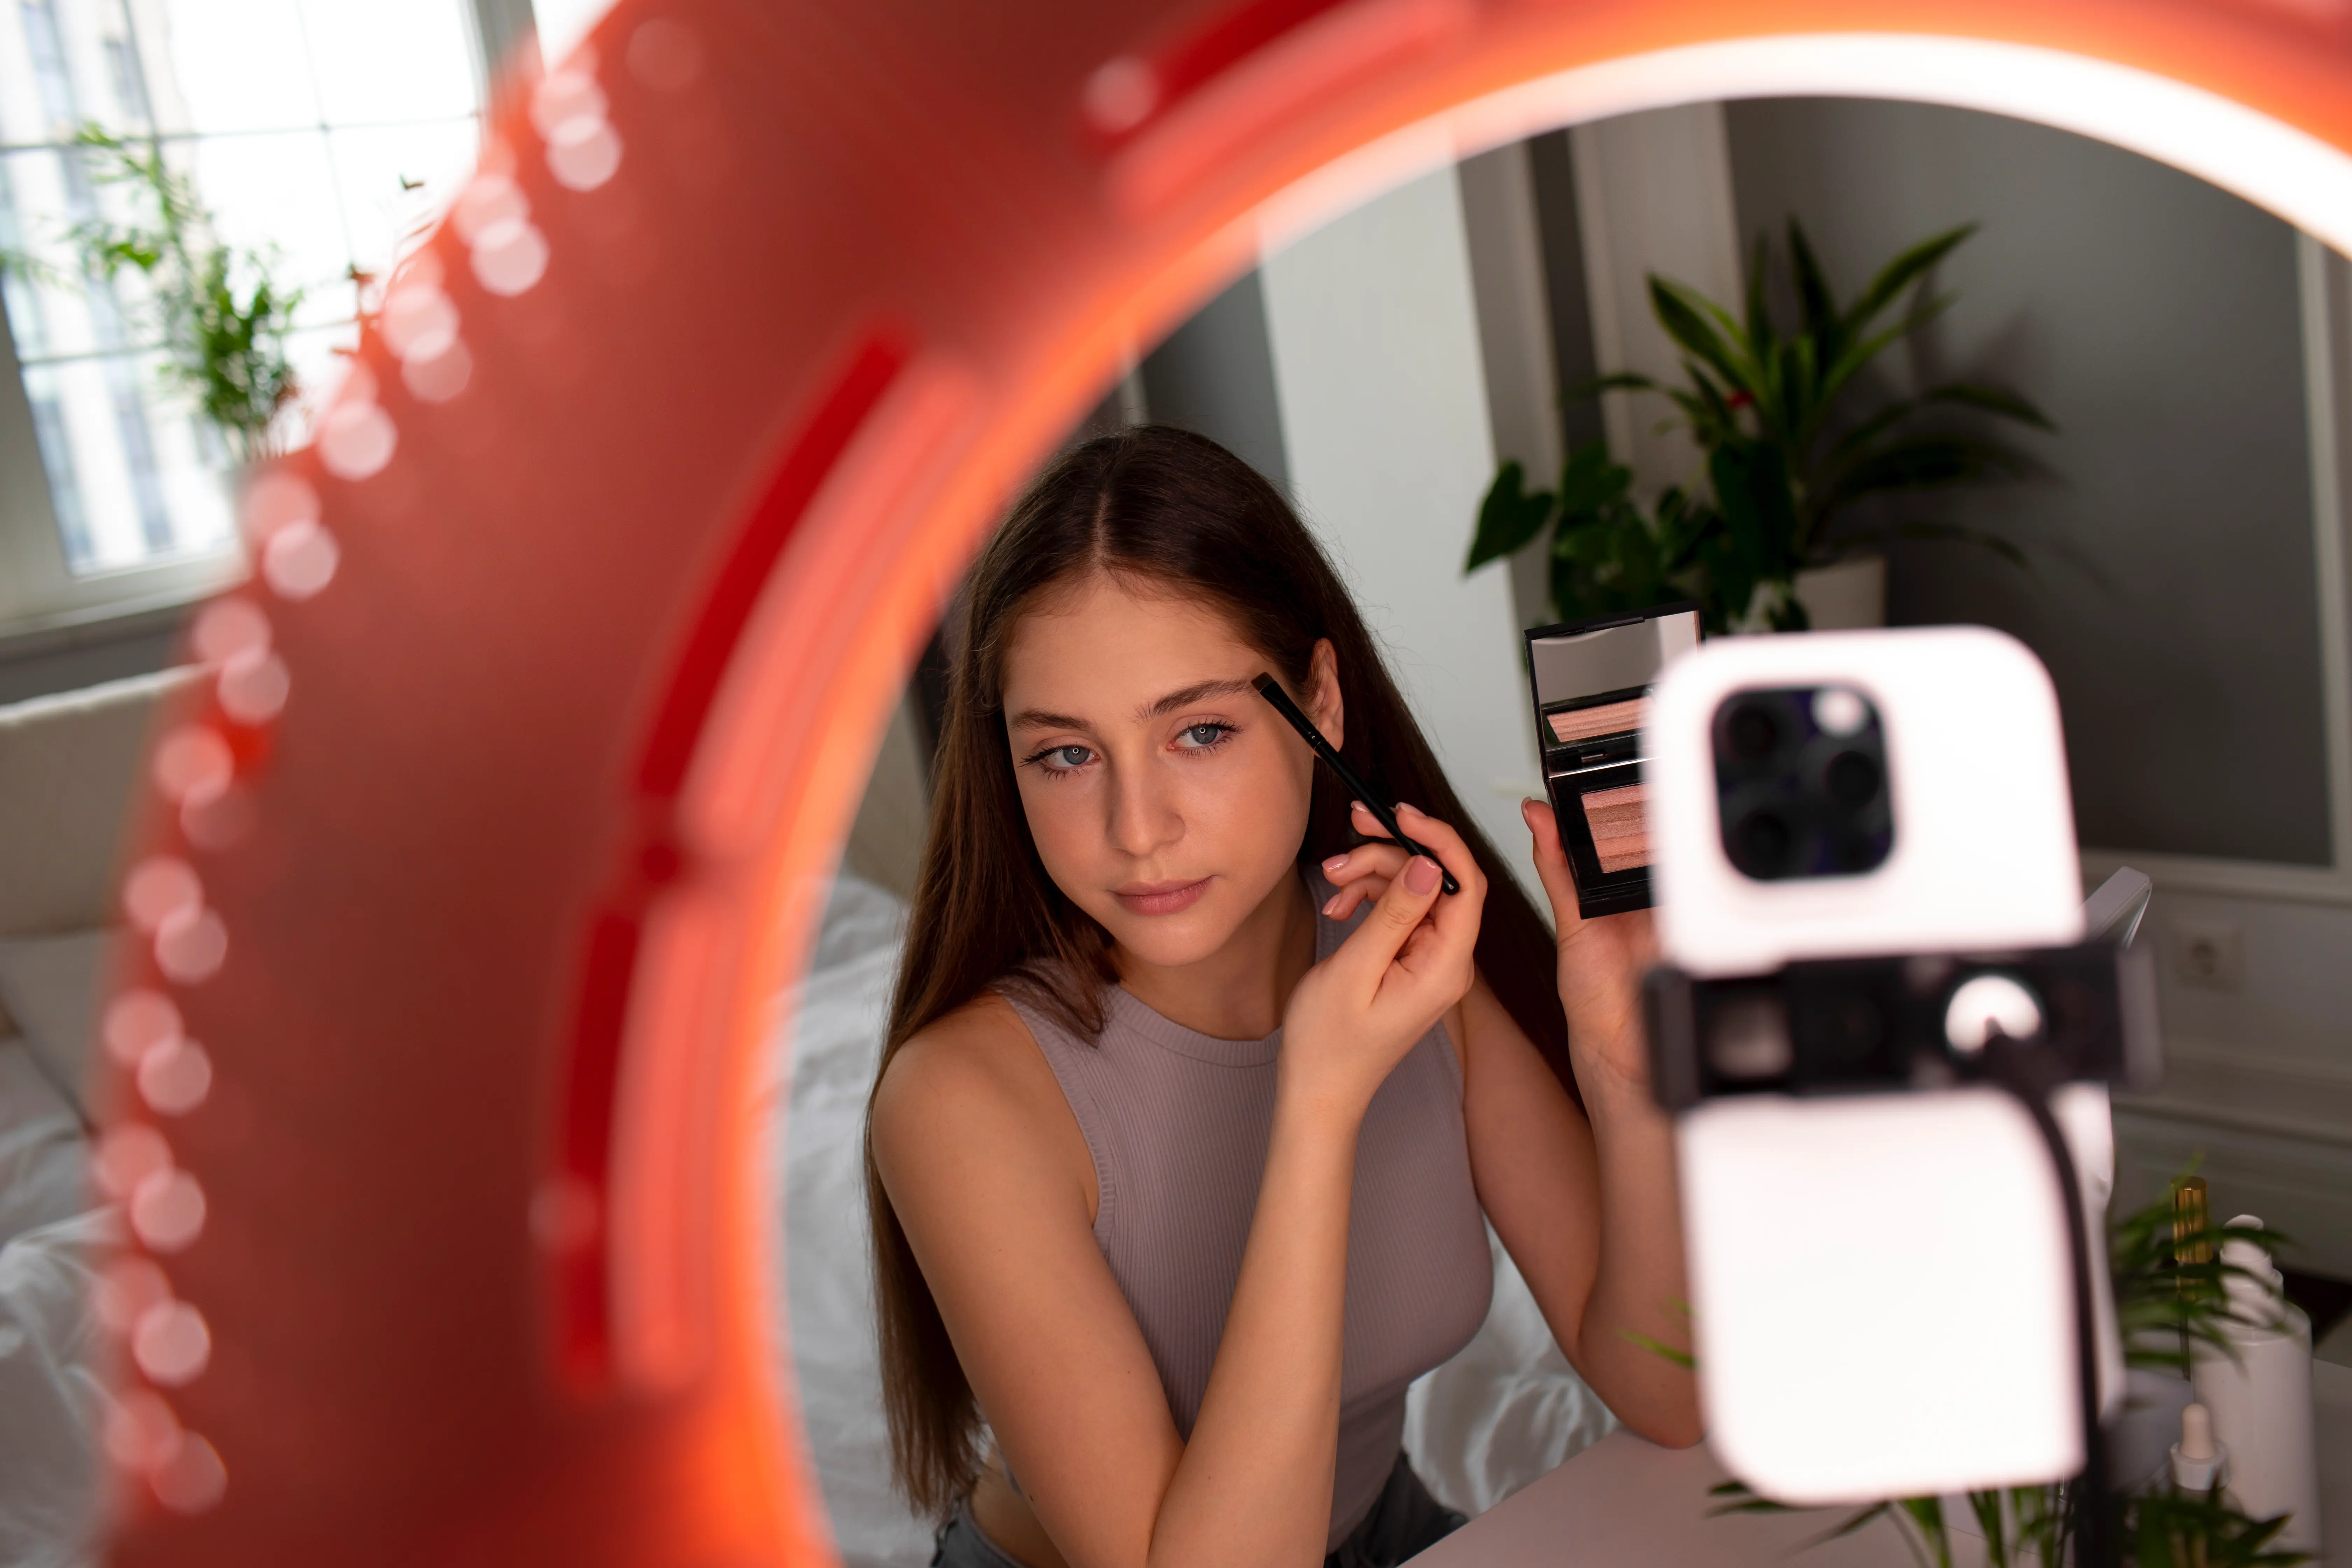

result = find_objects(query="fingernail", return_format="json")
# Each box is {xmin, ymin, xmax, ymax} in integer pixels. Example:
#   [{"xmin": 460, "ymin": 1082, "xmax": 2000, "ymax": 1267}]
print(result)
[
  {"xmin": 1406, "ymin": 856, "xmax": 1440, "ymax": 895},
  {"xmin": 1396, "ymin": 801, "xmax": 1420, "ymax": 818},
  {"xmin": 1322, "ymin": 854, "xmax": 1349, "ymax": 872},
  {"xmin": 1350, "ymin": 799, "xmax": 1368, "ymax": 813},
  {"xmin": 1322, "ymin": 895, "xmax": 1340, "ymax": 917}
]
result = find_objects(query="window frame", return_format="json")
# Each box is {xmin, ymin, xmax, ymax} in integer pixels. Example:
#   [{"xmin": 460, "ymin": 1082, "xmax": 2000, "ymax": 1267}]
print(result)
[{"xmin": 0, "ymin": 0, "xmax": 537, "ymax": 650}]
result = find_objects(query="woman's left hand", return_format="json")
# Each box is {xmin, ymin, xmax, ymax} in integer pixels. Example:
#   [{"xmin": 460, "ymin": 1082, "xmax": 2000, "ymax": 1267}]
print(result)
[{"xmin": 1518, "ymin": 797, "xmax": 1658, "ymax": 1101}]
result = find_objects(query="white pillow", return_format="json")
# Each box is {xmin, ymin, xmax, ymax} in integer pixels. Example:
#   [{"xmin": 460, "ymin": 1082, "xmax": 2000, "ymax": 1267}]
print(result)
[
  {"xmin": 0, "ymin": 930, "xmax": 110, "ymax": 1121},
  {"xmin": 765, "ymin": 873, "xmax": 936, "ymax": 1568},
  {"xmin": 0, "ymin": 1206, "xmax": 112, "ymax": 1568},
  {"xmin": 0, "ymin": 1042, "xmax": 91, "ymax": 1247},
  {"xmin": 1404, "ymin": 1225, "xmax": 1620, "ymax": 1516}
]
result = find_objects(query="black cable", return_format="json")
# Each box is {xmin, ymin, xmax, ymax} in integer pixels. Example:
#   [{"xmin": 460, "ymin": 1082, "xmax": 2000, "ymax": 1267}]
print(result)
[{"xmin": 1981, "ymin": 1032, "xmax": 2119, "ymax": 1568}]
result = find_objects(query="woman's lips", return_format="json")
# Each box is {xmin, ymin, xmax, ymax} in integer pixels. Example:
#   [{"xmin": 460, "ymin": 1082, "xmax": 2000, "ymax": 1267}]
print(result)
[{"xmin": 1113, "ymin": 877, "xmax": 1212, "ymax": 916}]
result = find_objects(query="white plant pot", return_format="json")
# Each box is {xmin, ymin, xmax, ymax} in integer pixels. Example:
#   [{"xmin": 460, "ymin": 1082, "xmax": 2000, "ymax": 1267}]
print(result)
[{"xmin": 1793, "ymin": 553, "xmax": 1886, "ymax": 631}]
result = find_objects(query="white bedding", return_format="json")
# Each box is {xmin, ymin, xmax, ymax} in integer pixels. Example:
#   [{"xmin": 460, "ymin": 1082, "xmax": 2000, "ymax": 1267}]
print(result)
[
  {"xmin": 768, "ymin": 873, "xmax": 1616, "ymax": 1562},
  {"xmin": 0, "ymin": 1038, "xmax": 106, "ymax": 1568}
]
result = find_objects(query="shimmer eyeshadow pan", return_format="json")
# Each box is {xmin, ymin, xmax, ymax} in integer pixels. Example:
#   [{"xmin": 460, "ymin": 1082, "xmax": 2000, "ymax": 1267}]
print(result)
[
  {"xmin": 1549, "ymin": 698, "xmax": 1648, "ymax": 747},
  {"xmin": 1583, "ymin": 783, "xmax": 1649, "ymax": 873},
  {"xmin": 1524, "ymin": 604, "xmax": 1700, "ymax": 918}
]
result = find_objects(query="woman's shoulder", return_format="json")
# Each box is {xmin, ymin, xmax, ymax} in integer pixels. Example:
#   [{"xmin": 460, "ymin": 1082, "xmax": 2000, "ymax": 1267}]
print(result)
[
  {"xmin": 872, "ymin": 989, "xmax": 1100, "ymax": 1220},
  {"xmin": 876, "ymin": 992, "xmax": 1038, "ymax": 1117}
]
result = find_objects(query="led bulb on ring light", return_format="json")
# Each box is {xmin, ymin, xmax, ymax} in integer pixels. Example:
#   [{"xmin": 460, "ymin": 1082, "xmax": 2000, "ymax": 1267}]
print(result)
[
  {"xmin": 236, "ymin": 469, "xmax": 316, "ymax": 546},
  {"xmin": 154, "ymin": 906, "xmax": 229, "ymax": 985},
  {"xmin": 131, "ymin": 1167, "xmax": 208, "ymax": 1253},
  {"xmin": 532, "ymin": 70, "xmax": 608, "ymax": 136},
  {"xmin": 218, "ymin": 648, "xmax": 291, "ymax": 725},
  {"xmin": 189, "ymin": 598, "xmax": 270, "ymax": 665},
  {"xmin": 139, "ymin": 1037, "xmax": 214, "ymax": 1116},
  {"xmin": 549, "ymin": 117, "xmax": 623, "ymax": 191},
  {"xmin": 154, "ymin": 726, "xmax": 234, "ymax": 807},
  {"xmin": 263, "ymin": 518, "xmax": 341, "ymax": 599},
  {"xmin": 625, "ymin": 18, "xmax": 701, "ymax": 89},
  {"xmin": 105, "ymin": 990, "xmax": 182, "ymax": 1068},
  {"xmin": 451, "ymin": 171, "xmax": 528, "ymax": 244},
  {"xmin": 381, "ymin": 283, "xmax": 460, "ymax": 363},
  {"xmin": 123, "ymin": 857, "xmax": 201, "ymax": 934},
  {"xmin": 103, "ymin": 1387, "xmax": 183, "ymax": 1471},
  {"xmin": 401, "ymin": 337, "xmax": 472, "ymax": 404},
  {"xmin": 95, "ymin": 1255, "xmax": 173, "ymax": 1336},
  {"xmin": 1084, "ymin": 56, "xmax": 1160, "ymax": 132},
  {"xmin": 471, "ymin": 217, "xmax": 551, "ymax": 296},
  {"xmin": 318, "ymin": 399, "xmax": 398, "ymax": 481},
  {"xmin": 133, "ymin": 1298, "xmax": 211, "ymax": 1385},
  {"xmin": 95, "ymin": 1123, "xmax": 172, "ymax": 1201},
  {"xmin": 150, "ymin": 1432, "xmax": 226, "ymax": 1515}
]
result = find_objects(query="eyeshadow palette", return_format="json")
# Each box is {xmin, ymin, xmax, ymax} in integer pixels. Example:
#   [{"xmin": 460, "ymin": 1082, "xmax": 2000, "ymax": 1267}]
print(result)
[{"xmin": 1524, "ymin": 604, "xmax": 1701, "ymax": 918}]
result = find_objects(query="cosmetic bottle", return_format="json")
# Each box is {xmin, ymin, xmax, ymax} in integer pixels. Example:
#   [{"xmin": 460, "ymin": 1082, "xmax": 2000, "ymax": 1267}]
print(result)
[
  {"xmin": 2189, "ymin": 1216, "xmax": 2321, "ymax": 1553},
  {"xmin": 2168, "ymin": 1402, "xmax": 2225, "ymax": 1500}
]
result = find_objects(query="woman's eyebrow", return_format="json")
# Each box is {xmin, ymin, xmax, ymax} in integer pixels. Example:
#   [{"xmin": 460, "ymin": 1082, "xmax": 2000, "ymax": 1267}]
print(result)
[
  {"xmin": 1137, "ymin": 677, "xmax": 1256, "ymax": 722},
  {"xmin": 1006, "ymin": 678, "xmax": 1257, "ymax": 734},
  {"xmin": 1007, "ymin": 705, "xmax": 1089, "ymax": 733}
]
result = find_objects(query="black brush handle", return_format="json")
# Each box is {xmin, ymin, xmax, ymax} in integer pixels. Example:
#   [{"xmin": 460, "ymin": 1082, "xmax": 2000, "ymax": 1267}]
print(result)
[{"xmin": 1251, "ymin": 674, "xmax": 1460, "ymax": 895}]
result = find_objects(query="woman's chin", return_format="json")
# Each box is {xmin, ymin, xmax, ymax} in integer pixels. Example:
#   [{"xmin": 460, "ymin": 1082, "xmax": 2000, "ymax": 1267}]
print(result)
[{"xmin": 1098, "ymin": 894, "xmax": 1247, "ymax": 971}]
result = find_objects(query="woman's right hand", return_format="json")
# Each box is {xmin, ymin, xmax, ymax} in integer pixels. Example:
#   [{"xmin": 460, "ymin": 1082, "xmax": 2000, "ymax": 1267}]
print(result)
[{"xmin": 1277, "ymin": 802, "xmax": 1485, "ymax": 1122}]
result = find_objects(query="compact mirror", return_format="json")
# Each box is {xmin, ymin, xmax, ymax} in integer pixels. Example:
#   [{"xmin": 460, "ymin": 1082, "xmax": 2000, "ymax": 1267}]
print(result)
[{"xmin": 1524, "ymin": 604, "xmax": 1701, "ymax": 917}]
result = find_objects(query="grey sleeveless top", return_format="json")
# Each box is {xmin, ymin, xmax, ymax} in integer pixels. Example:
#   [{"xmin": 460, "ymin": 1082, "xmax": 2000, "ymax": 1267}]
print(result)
[{"xmin": 1001, "ymin": 874, "xmax": 1494, "ymax": 1550}]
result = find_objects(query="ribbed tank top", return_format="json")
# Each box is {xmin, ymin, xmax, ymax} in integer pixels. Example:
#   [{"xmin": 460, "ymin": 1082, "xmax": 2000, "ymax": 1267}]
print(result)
[{"xmin": 1001, "ymin": 873, "xmax": 1494, "ymax": 1551}]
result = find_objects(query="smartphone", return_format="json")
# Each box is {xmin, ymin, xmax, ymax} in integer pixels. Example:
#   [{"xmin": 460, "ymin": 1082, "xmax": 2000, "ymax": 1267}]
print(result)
[{"xmin": 1644, "ymin": 627, "xmax": 2124, "ymax": 1504}]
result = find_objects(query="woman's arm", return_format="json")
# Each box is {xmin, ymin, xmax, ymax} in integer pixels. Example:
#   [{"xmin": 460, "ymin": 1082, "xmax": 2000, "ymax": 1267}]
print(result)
[
  {"xmin": 875, "ymin": 827, "xmax": 1480, "ymax": 1568},
  {"xmin": 1456, "ymin": 967, "xmax": 1701, "ymax": 1447},
  {"xmin": 1463, "ymin": 799, "xmax": 1699, "ymax": 1446},
  {"xmin": 1322, "ymin": 799, "xmax": 1700, "ymax": 1446}
]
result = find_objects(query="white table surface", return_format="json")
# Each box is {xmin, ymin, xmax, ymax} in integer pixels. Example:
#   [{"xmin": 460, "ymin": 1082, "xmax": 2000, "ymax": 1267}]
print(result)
[{"xmin": 1415, "ymin": 1360, "xmax": 2352, "ymax": 1566}]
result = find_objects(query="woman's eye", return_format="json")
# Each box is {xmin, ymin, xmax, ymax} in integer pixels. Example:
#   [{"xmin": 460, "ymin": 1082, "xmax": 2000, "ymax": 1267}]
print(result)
[
  {"xmin": 1043, "ymin": 745, "xmax": 1092, "ymax": 769},
  {"xmin": 1177, "ymin": 722, "xmax": 1233, "ymax": 749}
]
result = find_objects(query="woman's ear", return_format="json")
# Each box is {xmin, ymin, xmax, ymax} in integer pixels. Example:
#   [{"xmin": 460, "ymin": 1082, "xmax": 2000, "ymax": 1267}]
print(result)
[{"xmin": 1306, "ymin": 637, "xmax": 1343, "ymax": 752}]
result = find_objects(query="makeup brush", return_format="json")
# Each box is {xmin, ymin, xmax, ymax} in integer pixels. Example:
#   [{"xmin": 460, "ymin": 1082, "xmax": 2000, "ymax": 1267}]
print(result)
[{"xmin": 1251, "ymin": 673, "xmax": 1460, "ymax": 895}]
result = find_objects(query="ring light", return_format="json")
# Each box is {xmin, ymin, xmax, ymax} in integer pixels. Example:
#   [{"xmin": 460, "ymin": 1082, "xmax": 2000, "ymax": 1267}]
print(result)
[{"xmin": 89, "ymin": 0, "xmax": 2352, "ymax": 1561}]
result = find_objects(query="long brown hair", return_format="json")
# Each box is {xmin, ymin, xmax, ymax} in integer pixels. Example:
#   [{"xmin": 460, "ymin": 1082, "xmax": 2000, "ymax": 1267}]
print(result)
[{"xmin": 863, "ymin": 424, "xmax": 1575, "ymax": 1514}]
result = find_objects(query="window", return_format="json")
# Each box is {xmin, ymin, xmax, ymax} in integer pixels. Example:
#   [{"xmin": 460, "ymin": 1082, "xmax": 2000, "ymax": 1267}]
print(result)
[{"xmin": 0, "ymin": 0, "xmax": 493, "ymax": 637}]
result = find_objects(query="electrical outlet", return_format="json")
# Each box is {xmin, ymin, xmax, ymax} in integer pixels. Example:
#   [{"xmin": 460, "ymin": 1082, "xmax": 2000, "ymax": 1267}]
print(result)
[{"xmin": 2171, "ymin": 919, "xmax": 2244, "ymax": 992}]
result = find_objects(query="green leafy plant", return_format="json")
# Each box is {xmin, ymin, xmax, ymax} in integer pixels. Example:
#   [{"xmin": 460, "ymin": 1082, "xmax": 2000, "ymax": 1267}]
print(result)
[
  {"xmin": 1698, "ymin": 1174, "xmax": 2310, "ymax": 1567},
  {"xmin": 22, "ymin": 127, "xmax": 302, "ymax": 463},
  {"xmin": 1466, "ymin": 218, "xmax": 2052, "ymax": 632}
]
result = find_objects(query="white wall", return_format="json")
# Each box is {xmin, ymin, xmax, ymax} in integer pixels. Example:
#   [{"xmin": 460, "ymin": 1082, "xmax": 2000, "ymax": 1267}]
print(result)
[{"xmin": 1259, "ymin": 167, "xmax": 1547, "ymax": 908}]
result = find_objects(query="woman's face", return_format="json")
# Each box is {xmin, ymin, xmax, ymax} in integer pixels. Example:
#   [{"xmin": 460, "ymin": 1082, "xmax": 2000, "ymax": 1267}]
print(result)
[{"xmin": 999, "ymin": 573, "xmax": 1342, "ymax": 972}]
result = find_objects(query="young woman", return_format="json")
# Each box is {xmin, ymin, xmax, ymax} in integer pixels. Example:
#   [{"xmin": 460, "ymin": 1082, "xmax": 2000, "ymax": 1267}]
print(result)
[{"xmin": 865, "ymin": 425, "xmax": 1699, "ymax": 1568}]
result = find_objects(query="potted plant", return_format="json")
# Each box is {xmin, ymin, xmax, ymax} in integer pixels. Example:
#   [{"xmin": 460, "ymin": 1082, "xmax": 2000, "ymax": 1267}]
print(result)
[
  {"xmin": 4, "ymin": 127, "xmax": 302, "ymax": 467},
  {"xmin": 1466, "ymin": 219, "xmax": 2052, "ymax": 633}
]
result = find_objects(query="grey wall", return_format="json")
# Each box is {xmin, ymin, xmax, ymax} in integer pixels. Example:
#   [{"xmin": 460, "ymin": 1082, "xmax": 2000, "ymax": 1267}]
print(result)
[
  {"xmin": 1723, "ymin": 98, "xmax": 2330, "ymax": 864},
  {"xmin": 1139, "ymin": 268, "xmax": 1290, "ymax": 493}
]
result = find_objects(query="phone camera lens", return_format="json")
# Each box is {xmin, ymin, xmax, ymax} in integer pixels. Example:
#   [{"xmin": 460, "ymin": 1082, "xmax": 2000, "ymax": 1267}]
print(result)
[
  {"xmin": 1730, "ymin": 809, "xmax": 1794, "ymax": 877},
  {"xmin": 1726, "ymin": 702, "xmax": 1779, "ymax": 762},
  {"xmin": 1832, "ymin": 832, "xmax": 1883, "ymax": 873},
  {"xmin": 1824, "ymin": 750, "xmax": 1881, "ymax": 811}
]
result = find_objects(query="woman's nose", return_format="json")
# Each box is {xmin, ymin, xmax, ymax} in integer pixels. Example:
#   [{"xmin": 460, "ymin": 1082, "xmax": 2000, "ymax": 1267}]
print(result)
[{"xmin": 1105, "ymin": 764, "xmax": 1182, "ymax": 859}]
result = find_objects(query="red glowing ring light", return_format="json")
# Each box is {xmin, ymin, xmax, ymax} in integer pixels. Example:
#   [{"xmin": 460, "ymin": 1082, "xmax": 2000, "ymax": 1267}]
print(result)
[{"xmin": 89, "ymin": 0, "xmax": 2352, "ymax": 1560}]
